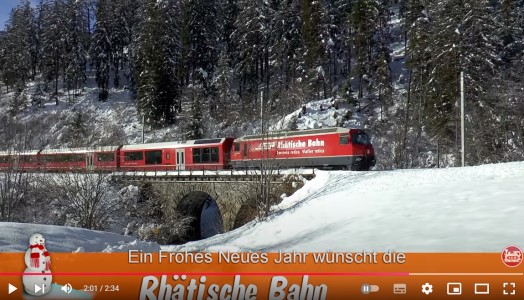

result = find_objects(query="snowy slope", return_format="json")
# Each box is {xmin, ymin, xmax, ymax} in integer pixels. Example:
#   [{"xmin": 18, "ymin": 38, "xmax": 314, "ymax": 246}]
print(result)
[
  {"xmin": 165, "ymin": 161, "xmax": 524, "ymax": 252},
  {"xmin": 0, "ymin": 222, "xmax": 160, "ymax": 252},
  {"xmin": 1, "ymin": 162, "xmax": 523, "ymax": 253}
]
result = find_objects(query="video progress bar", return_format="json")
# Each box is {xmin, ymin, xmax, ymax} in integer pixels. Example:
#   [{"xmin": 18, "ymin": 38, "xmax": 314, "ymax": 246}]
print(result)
[
  {"xmin": 410, "ymin": 273, "xmax": 523, "ymax": 276},
  {"xmin": 1, "ymin": 272, "xmax": 522, "ymax": 276}
]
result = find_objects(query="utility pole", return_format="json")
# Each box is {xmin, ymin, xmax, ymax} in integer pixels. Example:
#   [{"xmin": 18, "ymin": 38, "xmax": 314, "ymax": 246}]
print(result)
[
  {"xmin": 142, "ymin": 115, "xmax": 145, "ymax": 144},
  {"xmin": 460, "ymin": 71, "xmax": 465, "ymax": 167},
  {"xmin": 260, "ymin": 90, "xmax": 264, "ymax": 134}
]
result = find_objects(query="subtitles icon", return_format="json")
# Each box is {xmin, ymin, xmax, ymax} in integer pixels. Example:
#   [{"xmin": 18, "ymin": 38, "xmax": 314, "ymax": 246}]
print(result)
[
  {"xmin": 361, "ymin": 284, "xmax": 379, "ymax": 294},
  {"xmin": 393, "ymin": 283, "xmax": 406, "ymax": 294},
  {"xmin": 447, "ymin": 283, "xmax": 462, "ymax": 295},
  {"xmin": 474, "ymin": 283, "xmax": 490, "ymax": 295}
]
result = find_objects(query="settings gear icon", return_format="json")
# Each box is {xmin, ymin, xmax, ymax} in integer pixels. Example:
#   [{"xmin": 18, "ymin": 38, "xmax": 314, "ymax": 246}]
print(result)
[{"xmin": 421, "ymin": 283, "xmax": 433, "ymax": 295}]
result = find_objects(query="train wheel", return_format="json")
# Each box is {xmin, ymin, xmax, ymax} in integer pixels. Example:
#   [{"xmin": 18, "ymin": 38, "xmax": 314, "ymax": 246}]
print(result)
[{"xmin": 176, "ymin": 192, "xmax": 224, "ymax": 242}]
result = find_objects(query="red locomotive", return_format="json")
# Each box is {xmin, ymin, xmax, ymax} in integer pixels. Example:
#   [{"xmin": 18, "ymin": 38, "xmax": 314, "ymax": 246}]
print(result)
[{"xmin": 0, "ymin": 127, "xmax": 375, "ymax": 172}]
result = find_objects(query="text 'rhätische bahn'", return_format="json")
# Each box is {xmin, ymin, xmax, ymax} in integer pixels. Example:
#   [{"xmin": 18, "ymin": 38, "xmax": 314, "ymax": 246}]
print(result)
[{"xmin": 0, "ymin": 127, "xmax": 375, "ymax": 172}]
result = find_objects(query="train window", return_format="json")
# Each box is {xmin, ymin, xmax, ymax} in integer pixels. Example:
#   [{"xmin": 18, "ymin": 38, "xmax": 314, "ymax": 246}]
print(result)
[
  {"xmin": 124, "ymin": 151, "xmax": 143, "ymax": 161},
  {"xmin": 66, "ymin": 154, "xmax": 84, "ymax": 162},
  {"xmin": 0, "ymin": 156, "xmax": 9, "ymax": 163},
  {"xmin": 40, "ymin": 154, "xmax": 83, "ymax": 163},
  {"xmin": 234, "ymin": 143, "xmax": 240, "ymax": 152},
  {"xmin": 339, "ymin": 135, "xmax": 349, "ymax": 145},
  {"xmin": 97, "ymin": 153, "xmax": 115, "ymax": 162},
  {"xmin": 192, "ymin": 147, "xmax": 219, "ymax": 163},
  {"xmin": 243, "ymin": 144, "xmax": 248, "ymax": 156},
  {"xmin": 210, "ymin": 148, "xmax": 219, "ymax": 163},
  {"xmin": 352, "ymin": 132, "xmax": 370, "ymax": 145},
  {"xmin": 192, "ymin": 148, "xmax": 201, "ymax": 163},
  {"xmin": 202, "ymin": 148, "xmax": 210, "ymax": 162},
  {"xmin": 145, "ymin": 150, "xmax": 162, "ymax": 165},
  {"xmin": 20, "ymin": 156, "xmax": 35, "ymax": 163}
]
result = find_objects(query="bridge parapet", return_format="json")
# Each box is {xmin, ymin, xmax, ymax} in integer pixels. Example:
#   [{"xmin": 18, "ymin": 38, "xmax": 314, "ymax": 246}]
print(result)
[{"xmin": 111, "ymin": 168, "xmax": 316, "ymax": 183}]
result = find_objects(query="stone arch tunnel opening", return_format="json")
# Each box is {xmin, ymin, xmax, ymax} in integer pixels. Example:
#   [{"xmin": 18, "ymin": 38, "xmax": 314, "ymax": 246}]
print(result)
[{"xmin": 176, "ymin": 191, "xmax": 224, "ymax": 241}]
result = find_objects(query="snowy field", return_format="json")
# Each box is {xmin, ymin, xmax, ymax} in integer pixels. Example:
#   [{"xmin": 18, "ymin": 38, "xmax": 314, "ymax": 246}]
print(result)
[
  {"xmin": 168, "ymin": 161, "xmax": 524, "ymax": 252},
  {"xmin": 0, "ymin": 223, "xmax": 160, "ymax": 252},
  {"xmin": 1, "ymin": 161, "xmax": 523, "ymax": 252}
]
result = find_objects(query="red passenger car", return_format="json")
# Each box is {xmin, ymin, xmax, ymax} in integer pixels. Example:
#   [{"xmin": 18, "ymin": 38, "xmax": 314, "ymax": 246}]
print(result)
[
  {"xmin": 91, "ymin": 146, "xmax": 121, "ymax": 171},
  {"xmin": 39, "ymin": 148, "xmax": 89, "ymax": 171},
  {"xmin": 0, "ymin": 151, "xmax": 40, "ymax": 171},
  {"xmin": 119, "ymin": 138, "xmax": 235, "ymax": 171},
  {"xmin": 230, "ymin": 127, "xmax": 375, "ymax": 170}
]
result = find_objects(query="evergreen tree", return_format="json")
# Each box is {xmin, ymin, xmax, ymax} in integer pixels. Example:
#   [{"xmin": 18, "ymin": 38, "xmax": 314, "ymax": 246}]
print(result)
[
  {"xmin": 498, "ymin": 0, "xmax": 524, "ymax": 62},
  {"xmin": 91, "ymin": 0, "xmax": 112, "ymax": 101},
  {"xmin": 64, "ymin": 0, "xmax": 87, "ymax": 101},
  {"xmin": 233, "ymin": 0, "xmax": 273, "ymax": 112},
  {"xmin": 350, "ymin": 0, "xmax": 379, "ymax": 98},
  {"xmin": 40, "ymin": 0, "xmax": 67, "ymax": 104},
  {"xmin": 372, "ymin": 0, "xmax": 393, "ymax": 114},
  {"xmin": 1, "ymin": 0, "xmax": 35, "ymax": 90},
  {"xmin": 134, "ymin": 0, "xmax": 180, "ymax": 126},
  {"xmin": 301, "ymin": 0, "xmax": 326, "ymax": 98},
  {"xmin": 184, "ymin": 84, "xmax": 205, "ymax": 139},
  {"xmin": 425, "ymin": 0, "xmax": 500, "ymax": 141},
  {"xmin": 187, "ymin": 0, "xmax": 220, "ymax": 114},
  {"xmin": 271, "ymin": 0, "xmax": 306, "ymax": 105},
  {"xmin": 272, "ymin": 0, "xmax": 303, "ymax": 93},
  {"xmin": 220, "ymin": 0, "xmax": 239, "ymax": 59},
  {"xmin": 334, "ymin": 0, "xmax": 355, "ymax": 99},
  {"xmin": 212, "ymin": 51, "xmax": 237, "ymax": 122}
]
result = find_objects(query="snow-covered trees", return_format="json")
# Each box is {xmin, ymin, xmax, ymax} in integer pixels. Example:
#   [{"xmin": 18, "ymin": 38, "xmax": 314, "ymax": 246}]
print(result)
[
  {"xmin": 91, "ymin": 0, "xmax": 112, "ymax": 101},
  {"xmin": 0, "ymin": 0, "xmax": 523, "ymax": 167},
  {"xmin": 0, "ymin": 0, "xmax": 35, "ymax": 91},
  {"xmin": 134, "ymin": 0, "xmax": 180, "ymax": 126}
]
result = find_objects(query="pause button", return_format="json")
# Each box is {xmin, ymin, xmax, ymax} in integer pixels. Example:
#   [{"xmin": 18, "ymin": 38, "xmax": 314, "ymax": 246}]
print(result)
[{"xmin": 361, "ymin": 284, "xmax": 380, "ymax": 294}]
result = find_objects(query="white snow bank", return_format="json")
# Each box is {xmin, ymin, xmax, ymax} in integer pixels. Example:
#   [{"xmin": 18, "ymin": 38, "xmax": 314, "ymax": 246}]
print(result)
[
  {"xmin": 0, "ymin": 222, "xmax": 160, "ymax": 252},
  {"xmin": 165, "ymin": 161, "xmax": 524, "ymax": 252}
]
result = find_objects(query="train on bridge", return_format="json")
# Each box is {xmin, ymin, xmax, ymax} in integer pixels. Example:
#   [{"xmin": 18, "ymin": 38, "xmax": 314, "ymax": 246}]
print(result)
[{"xmin": 0, "ymin": 127, "xmax": 375, "ymax": 172}]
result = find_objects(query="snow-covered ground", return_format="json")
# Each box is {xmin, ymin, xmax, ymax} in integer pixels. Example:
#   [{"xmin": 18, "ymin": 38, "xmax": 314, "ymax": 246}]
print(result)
[
  {"xmin": 166, "ymin": 161, "xmax": 524, "ymax": 252},
  {"xmin": 0, "ymin": 222, "xmax": 160, "ymax": 252},
  {"xmin": 1, "ymin": 161, "xmax": 523, "ymax": 253}
]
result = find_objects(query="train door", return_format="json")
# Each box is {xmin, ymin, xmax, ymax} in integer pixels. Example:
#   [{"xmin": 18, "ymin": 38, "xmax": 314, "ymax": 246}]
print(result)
[
  {"xmin": 176, "ymin": 149, "xmax": 185, "ymax": 170},
  {"xmin": 242, "ymin": 143, "xmax": 248, "ymax": 159},
  {"xmin": 86, "ymin": 153, "xmax": 94, "ymax": 171}
]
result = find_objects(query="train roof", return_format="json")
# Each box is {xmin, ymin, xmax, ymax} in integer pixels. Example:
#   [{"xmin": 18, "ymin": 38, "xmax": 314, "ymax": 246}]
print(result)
[
  {"xmin": 0, "ymin": 150, "xmax": 40, "ymax": 156},
  {"xmin": 121, "ymin": 138, "xmax": 230, "ymax": 151},
  {"xmin": 40, "ymin": 146, "xmax": 120, "ymax": 155},
  {"xmin": 236, "ymin": 127, "xmax": 355, "ymax": 141}
]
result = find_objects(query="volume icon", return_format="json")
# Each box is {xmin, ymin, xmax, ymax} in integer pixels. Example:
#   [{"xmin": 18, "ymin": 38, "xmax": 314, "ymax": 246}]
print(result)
[{"xmin": 61, "ymin": 284, "xmax": 72, "ymax": 294}]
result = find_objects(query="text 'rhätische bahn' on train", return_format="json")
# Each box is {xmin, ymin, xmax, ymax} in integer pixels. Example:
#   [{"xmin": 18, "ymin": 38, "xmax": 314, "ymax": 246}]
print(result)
[{"xmin": 0, "ymin": 127, "xmax": 376, "ymax": 172}]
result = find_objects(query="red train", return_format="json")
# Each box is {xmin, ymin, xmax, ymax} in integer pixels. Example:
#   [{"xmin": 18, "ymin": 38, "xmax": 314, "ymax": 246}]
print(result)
[{"xmin": 0, "ymin": 127, "xmax": 375, "ymax": 172}]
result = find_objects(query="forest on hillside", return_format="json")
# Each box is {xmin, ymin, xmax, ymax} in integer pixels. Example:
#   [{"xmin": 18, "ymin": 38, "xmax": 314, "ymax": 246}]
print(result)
[{"xmin": 0, "ymin": 0, "xmax": 523, "ymax": 168}]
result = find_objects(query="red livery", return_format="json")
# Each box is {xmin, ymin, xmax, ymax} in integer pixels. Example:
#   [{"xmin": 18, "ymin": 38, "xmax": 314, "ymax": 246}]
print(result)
[
  {"xmin": 231, "ymin": 127, "xmax": 375, "ymax": 170},
  {"xmin": 0, "ymin": 127, "xmax": 375, "ymax": 172}
]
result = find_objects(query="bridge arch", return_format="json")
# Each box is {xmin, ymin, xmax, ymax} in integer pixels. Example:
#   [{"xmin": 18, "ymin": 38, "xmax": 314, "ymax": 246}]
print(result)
[{"xmin": 176, "ymin": 191, "xmax": 224, "ymax": 241}]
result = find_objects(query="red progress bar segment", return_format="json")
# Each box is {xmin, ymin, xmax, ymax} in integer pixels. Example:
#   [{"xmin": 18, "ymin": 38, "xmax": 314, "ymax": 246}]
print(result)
[{"xmin": 0, "ymin": 272, "xmax": 410, "ymax": 276}]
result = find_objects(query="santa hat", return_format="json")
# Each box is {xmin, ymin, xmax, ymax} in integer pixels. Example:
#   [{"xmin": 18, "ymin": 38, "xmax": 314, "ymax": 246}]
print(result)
[{"xmin": 29, "ymin": 244, "xmax": 51, "ymax": 271}]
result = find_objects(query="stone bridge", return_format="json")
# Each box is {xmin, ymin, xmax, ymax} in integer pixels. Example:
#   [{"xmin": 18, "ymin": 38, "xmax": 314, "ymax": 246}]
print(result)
[{"xmin": 112, "ymin": 170, "xmax": 315, "ymax": 240}]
